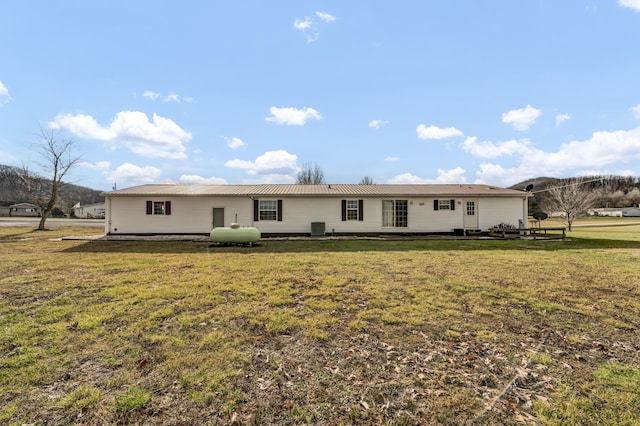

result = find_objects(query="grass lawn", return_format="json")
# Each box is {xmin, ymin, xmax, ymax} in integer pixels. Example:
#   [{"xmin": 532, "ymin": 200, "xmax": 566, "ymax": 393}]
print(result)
[{"xmin": 1, "ymin": 222, "xmax": 639, "ymax": 425}]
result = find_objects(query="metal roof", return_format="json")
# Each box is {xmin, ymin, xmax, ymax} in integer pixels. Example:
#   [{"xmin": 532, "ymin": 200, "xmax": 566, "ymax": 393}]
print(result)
[{"xmin": 104, "ymin": 184, "xmax": 527, "ymax": 197}]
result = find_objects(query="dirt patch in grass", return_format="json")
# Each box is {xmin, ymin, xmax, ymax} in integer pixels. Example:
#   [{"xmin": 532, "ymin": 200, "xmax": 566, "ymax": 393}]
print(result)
[{"xmin": 1, "ymin": 226, "xmax": 639, "ymax": 424}]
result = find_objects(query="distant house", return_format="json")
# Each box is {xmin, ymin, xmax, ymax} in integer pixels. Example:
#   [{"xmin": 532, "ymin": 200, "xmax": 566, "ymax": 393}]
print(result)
[
  {"xmin": 103, "ymin": 184, "xmax": 529, "ymax": 236},
  {"xmin": 589, "ymin": 208, "xmax": 624, "ymax": 217},
  {"xmin": 622, "ymin": 207, "xmax": 640, "ymax": 217},
  {"xmin": 589, "ymin": 207, "xmax": 640, "ymax": 217},
  {"xmin": 72, "ymin": 202, "xmax": 106, "ymax": 219},
  {"xmin": 9, "ymin": 202, "xmax": 42, "ymax": 217}
]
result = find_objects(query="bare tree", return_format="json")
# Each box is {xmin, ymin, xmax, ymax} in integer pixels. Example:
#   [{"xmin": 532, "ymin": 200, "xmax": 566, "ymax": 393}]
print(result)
[
  {"xmin": 626, "ymin": 188, "xmax": 640, "ymax": 207},
  {"xmin": 359, "ymin": 176, "xmax": 375, "ymax": 185},
  {"xmin": 296, "ymin": 162, "xmax": 325, "ymax": 184},
  {"xmin": 20, "ymin": 127, "xmax": 80, "ymax": 230},
  {"xmin": 542, "ymin": 178, "xmax": 598, "ymax": 231}
]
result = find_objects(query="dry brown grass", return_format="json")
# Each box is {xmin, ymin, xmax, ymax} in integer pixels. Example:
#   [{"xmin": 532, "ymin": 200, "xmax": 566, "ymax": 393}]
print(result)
[{"xmin": 1, "ymin": 225, "xmax": 639, "ymax": 425}]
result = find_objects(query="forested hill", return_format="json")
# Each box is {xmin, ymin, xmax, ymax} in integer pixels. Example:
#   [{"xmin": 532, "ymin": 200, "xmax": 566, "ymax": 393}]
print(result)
[
  {"xmin": 510, "ymin": 175, "xmax": 640, "ymax": 212},
  {"xmin": 0, "ymin": 164, "xmax": 104, "ymax": 209}
]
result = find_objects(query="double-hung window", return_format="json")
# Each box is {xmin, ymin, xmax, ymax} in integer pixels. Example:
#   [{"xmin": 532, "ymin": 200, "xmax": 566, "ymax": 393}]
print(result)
[
  {"xmin": 254, "ymin": 199, "xmax": 282, "ymax": 221},
  {"xmin": 346, "ymin": 200, "xmax": 359, "ymax": 220},
  {"xmin": 341, "ymin": 199, "xmax": 364, "ymax": 221},
  {"xmin": 259, "ymin": 200, "xmax": 278, "ymax": 221},
  {"xmin": 146, "ymin": 201, "xmax": 171, "ymax": 215},
  {"xmin": 433, "ymin": 199, "xmax": 456, "ymax": 211},
  {"xmin": 438, "ymin": 200, "xmax": 451, "ymax": 210},
  {"xmin": 382, "ymin": 200, "xmax": 408, "ymax": 228}
]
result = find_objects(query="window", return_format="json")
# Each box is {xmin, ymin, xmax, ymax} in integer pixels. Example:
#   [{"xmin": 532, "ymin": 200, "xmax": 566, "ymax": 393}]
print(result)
[
  {"xmin": 382, "ymin": 200, "xmax": 408, "ymax": 227},
  {"xmin": 438, "ymin": 200, "xmax": 451, "ymax": 210},
  {"xmin": 146, "ymin": 200, "xmax": 171, "ymax": 215},
  {"xmin": 466, "ymin": 201, "xmax": 475, "ymax": 216},
  {"xmin": 254, "ymin": 199, "xmax": 282, "ymax": 221},
  {"xmin": 346, "ymin": 200, "xmax": 358, "ymax": 220},
  {"xmin": 433, "ymin": 199, "xmax": 455, "ymax": 211},
  {"xmin": 341, "ymin": 199, "xmax": 364, "ymax": 221},
  {"xmin": 153, "ymin": 202, "xmax": 166, "ymax": 215},
  {"xmin": 259, "ymin": 200, "xmax": 277, "ymax": 221}
]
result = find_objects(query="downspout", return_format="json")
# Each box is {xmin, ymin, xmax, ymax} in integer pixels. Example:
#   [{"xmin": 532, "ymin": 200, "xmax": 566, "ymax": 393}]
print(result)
[
  {"xmin": 106, "ymin": 195, "xmax": 112, "ymax": 234},
  {"xmin": 250, "ymin": 196, "xmax": 255, "ymax": 227}
]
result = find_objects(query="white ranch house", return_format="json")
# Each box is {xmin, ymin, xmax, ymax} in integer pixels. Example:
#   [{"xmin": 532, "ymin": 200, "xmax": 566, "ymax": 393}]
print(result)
[
  {"xmin": 72, "ymin": 202, "xmax": 106, "ymax": 219},
  {"xmin": 103, "ymin": 184, "xmax": 529, "ymax": 236}
]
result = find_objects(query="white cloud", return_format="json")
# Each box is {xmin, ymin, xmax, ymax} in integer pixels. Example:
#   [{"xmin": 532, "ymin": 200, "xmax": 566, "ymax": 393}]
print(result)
[
  {"xmin": 471, "ymin": 126, "xmax": 640, "ymax": 185},
  {"xmin": 388, "ymin": 167, "xmax": 467, "ymax": 184},
  {"xmin": 502, "ymin": 105, "xmax": 541, "ymax": 131},
  {"xmin": 434, "ymin": 167, "xmax": 468, "ymax": 183},
  {"xmin": 294, "ymin": 11, "xmax": 336, "ymax": 43},
  {"xmin": 177, "ymin": 174, "xmax": 228, "ymax": 185},
  {"xmin": 143, "ymin": 91, "xmax": 160, "ymax": 100},
  {"xmin": 164, "ymin": 93, "xmax": 191, "ymax": 103},
  {"xmin": 619, "ymin": 0, "xmax": 640, "ymax": 11},
  {"xmin": 542, "ymin": 127, "xmax": 640, "ymax": 170},
  {"xmin": 294, "ymin": 17, "xmax": 313, "ymax": 30},
  {"xmin": 556, "ymin": 113, "xmax": 571, "ymax": 127},
  {"xmin": 79, "ymin": 161, "xmax": 111, "ymax": 172},
  {"xmin": 225, "ymin": 150, "xmax": 299, "ymax": 176},
  {"xmin": 388, "ymin": 173, "xmax": 428, "ymax": 184},
  {"xmin": 315, "ymin": 11, "xmax": 336, "ymax": 22},
  {"xmin": 265, "ymin": 106, "xmax": 321, "ymax": 126},
  {"xmin": 106, "ymin": 163, "xmax": 162, "ymax": 186},
  {"xmin": 79, "ymin": 160, "xmax": 164, "ymax": 187},
  {"xmin": 369, "ymin": 119, "xmax": 389, "ymax": 129},
  {"xmin": 50, "ymin": 111, "xmax": 192, "ymax": 159},
  {"xmin": 416, "ymin": 124, "xmax": 464, "ymax": 140},
  {"xmin": 384, "ymin": 156, "xmax": 399, "ymax": 162},
  {"xmin": 294, "ymin": 17, "xmax": 318, "ymax": 42},
  {"xmin": 461, "ymin": 136, "xmax": 533, "ymax": 158},
  {"xmin": 164, "ymin": 93, "xmax": 180, "ymax": 103},
  {"xmin": 630, "ymin": 104, "xmax": 640, "ymax": 120},
  {"xmin": 0, "ymin": 80, "xmax": 10, "ymax": 104},
  {"xmin": 474, "ymin": 163, "xmax": 529, "ymax": 187},
  {"xmin": 142, "ymin": 91, "xmax": 193, "ymax": 103},
  {"xmin": 224, "ymin": 136, "xmax": 246, "ymax": 150}
]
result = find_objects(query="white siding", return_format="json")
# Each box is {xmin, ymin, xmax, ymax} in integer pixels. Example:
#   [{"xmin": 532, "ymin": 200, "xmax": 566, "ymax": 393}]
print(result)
[
  {"xmin": 253, "ymin": 196, "xmax": 526, "ymax": 234},
  {"xmin": 106, "ymin": 194, "xmax": 528, "ymax": 234},
  {"xmin": 477, "ymin": 197, "xmax": 527, "ymax": 230},
  {"xmin": 106, "ymin": 196, "xmax": 252, "ymax": 234}
]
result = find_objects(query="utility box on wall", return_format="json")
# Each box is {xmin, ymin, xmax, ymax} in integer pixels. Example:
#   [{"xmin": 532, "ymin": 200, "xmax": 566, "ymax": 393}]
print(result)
[{"xmin": 310, "ymin": 222, "xmax": 325, "ymax": 237}]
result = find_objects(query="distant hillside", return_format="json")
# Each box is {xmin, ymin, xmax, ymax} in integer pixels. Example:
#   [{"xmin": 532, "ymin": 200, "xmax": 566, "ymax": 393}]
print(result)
[
  {"xmin": 510, "ymin": 175, "xmax": 640, "ymax": 213},
  {"xmin": 0, "ymin": 164, "xmax": 104, "ymax": 211}
]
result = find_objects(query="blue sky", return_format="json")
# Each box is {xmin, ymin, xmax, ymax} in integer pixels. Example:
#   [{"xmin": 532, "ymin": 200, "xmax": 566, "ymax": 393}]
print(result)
[{"xmin": 1, "ymin": 1, "xmax": 640, "ymax": 191}]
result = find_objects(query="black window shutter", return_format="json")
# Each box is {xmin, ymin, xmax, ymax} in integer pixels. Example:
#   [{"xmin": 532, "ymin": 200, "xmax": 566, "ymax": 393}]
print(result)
[
  {"xmin": 277, "ymin": 200, "xmax": 283, "ymax": 221},
  {"xmin": 253, "ymin": 200, "xmax": 259, "ymax": 221},
  {"xmin": 450, "ymin": 199, "xmax": 455, "ymax": 211},
  {"xmin": 358, "ymin": 199, "xmax": 364, "ymax": 221},
  {"xmin": 165, "ymin": 201, "xmax": 171, "ymax": 215},
  {"xmin": 433, "ymin": 200, "xmax": 439, "ymax": 210},
  {"xmin": 341, "ymin": 200, "xmax": 347, "ymax": 221},
  {"xmin": 146, "ymin": 200, "xmax": 152, "ymax": 215}
]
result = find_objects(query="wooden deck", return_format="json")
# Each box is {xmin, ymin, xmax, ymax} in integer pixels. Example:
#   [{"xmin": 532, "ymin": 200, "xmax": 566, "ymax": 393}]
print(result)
[
  {"xmin": 489, "ymin": 226, "xmax": 567, "ymax": 240},
  {"xmin": 529, "ymin": 226, "xmax": 566, "ymax": 240}
]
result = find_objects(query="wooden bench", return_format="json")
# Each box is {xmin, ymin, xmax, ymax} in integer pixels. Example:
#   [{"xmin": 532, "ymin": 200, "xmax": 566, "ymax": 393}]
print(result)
[{"xmin": 529, "ymin": 227, "xmax": 566, "ymax": 240}]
